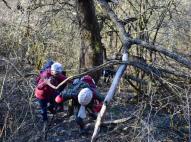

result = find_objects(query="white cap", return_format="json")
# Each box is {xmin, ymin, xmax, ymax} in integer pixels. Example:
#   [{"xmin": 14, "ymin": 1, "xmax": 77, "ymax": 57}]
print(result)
[
  {"xmin": 77, "ymin": 88, "xmax": 93, "ymax": 119},
  {"xmin": 78, "ymin": 88, "xmax": 93, "ymax": 106},
  {"xmin": 51, "ymin": 62, "xmax": 64, "ymax": 73}
]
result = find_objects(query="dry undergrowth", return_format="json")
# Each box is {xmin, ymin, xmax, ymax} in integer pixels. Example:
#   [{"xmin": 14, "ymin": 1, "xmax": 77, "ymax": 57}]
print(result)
[{"xmin": 0, "ymin": 59, "xmax": 190, "ymax": 142}]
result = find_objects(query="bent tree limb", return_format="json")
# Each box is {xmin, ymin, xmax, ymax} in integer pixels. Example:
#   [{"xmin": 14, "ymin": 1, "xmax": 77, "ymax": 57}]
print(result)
[
  {"xmin": 131, "ymin": 39, "xmax": 191, "ymax": 69},
  {"xmin": 91, "ymin": 0, "xmax": 132, "ymax": 141},
  {"xmin": 92, "ymin": 0, "xmax": 191, "ymax": 141},
  {"xmin": 128, "ymin": 60, "xmax": 176, "ymax": 95},
  {"xmin": 91, "ymin": 63, "xmax": 128, "ymax": 142},
  {"xmin": 98, "ymin": 0, "xmax": 132, "ymax": 49},
  {"xmin": 45, "ymin": 60, "xmax": 122, "ymax": 89},
  {"xmin": 2, "ymin": 0, "xmax": 11, "ymax": 9},
  {"xmin": 99, "ymin": 0, "xmax": 191, "ymax": 70}
]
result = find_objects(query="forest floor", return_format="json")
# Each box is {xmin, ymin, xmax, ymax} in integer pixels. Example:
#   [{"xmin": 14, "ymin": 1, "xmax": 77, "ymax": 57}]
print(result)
[
  {"xmin": 27, "ymin": 83, "xmax": 189, "ymax": 142},
  {"xmin": 0, "ymin": 74, "xmax": 190, "ymax": 142}
]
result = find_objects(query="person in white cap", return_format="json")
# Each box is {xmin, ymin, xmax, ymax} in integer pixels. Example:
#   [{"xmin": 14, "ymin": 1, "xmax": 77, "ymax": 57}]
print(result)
[
  {"xmin": 35, "ymin": 62, "xmax": 68, "ymax": 123},
  {"xmin": 55, "ymin": 75, "xmax": 105, "ymax": 134},
  {"xmin": 78, "ymin": 88, "xmax": 93, "ymax": 118}
]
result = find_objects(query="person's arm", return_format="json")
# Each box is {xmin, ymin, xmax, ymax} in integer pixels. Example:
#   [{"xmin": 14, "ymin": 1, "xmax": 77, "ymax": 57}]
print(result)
[
  {"xmin": 36, "ymin": 79, "xmax": 48, "ymax": 89},
  {"xmin": 55, "ymin": 86, "xmax": 74, "ymax": 103},
  {"xmin": 44, "ymin": 79, "xmax": 57, "ymax": 89},
  {"xmin": 36, "ymin": 69, "xmax": 53, "ymax": 88},
  {"xmin": 60, "ymin": 90, "xmax": 73, "ymax": 101}
]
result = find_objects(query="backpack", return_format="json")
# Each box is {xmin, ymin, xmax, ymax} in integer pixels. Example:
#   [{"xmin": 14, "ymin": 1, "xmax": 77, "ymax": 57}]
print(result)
[
  {"xmin": 36, "ymin": 59, "xmax": 54, "ymax": 84},
  {"xmin": 40, "ymin": 59, "xmax": 54, "ymax": 73},
  {"xmin": 71, "ymin": 81, "xmax": 103, "ymax": 112},
  {"xmin": 70, "ymin": 81, "xmax": 90, "ymax": 96}
]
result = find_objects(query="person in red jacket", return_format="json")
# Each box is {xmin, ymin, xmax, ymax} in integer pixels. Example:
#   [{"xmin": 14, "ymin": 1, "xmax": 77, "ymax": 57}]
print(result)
[{"xmin": 35, "ymin": 62, "xmax": 67, "ymax": 122}]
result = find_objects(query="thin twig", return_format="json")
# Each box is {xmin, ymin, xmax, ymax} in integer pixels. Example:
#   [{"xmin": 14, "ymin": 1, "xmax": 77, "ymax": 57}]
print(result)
[{"xmin": 2, "ymin": 0, "xmax": 12, "ymax": 9}]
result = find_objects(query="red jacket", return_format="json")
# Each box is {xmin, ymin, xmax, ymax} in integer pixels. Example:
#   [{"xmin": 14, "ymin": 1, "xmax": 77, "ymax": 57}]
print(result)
[{"xmin": 35, "ymin": 69, "xmax": 67, "ymax": 100}]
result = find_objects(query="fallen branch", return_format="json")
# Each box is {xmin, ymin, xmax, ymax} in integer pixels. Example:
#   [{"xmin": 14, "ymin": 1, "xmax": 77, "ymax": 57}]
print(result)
[
  {"xmin": 98, "ymin": 0, "xmax": 132, "ymax": 50},
  {"xmin": 45, "ymin": 59, "xmax": 122, "ymax": 89},
  {"xmin": 131, "ymin": 39, "xmax": 191, "ymax": 70},
  {"xmin": 86, "ymin": 116, "xmax": 134, "ymax": 131},
  {"xmin": 156, "ymin": 67, "xmax": 191, "ymax": 79},
  {"xmin": 125, "ymin": 75, "xmax": 148, "ymax": 85},
  {"xmin": 91, "ymin": 0, "xmax": 191, "ymax": 140},
  {"xmin": 2, "ymin": 0, "xmax": 11, "ymax": 9},
  {"xmin": 128, "ymin": 60, "xmax": 177, "ymax": 95},
  {"xmin": 91, "ymin": 63, "xmax": 128, "ymax": 142},
  {"xmin": 98, "ymin": 0, "xmax": 191, "ymax": 70},
  {"xmin": 102, "ymin": 116, "xmax": 134, "ymax": 125}
]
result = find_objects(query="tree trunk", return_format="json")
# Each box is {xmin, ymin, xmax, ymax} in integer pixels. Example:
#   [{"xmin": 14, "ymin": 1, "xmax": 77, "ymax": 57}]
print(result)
[{"xmin": 77, "ymin": 0, "xmax": 103, "ymax": 82}]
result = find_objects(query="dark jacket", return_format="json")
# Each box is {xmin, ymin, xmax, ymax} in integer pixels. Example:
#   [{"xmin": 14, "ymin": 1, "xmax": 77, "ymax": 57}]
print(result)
[{"xmin": 61, "ymin": 81, "xmax": 104, "ymax": 108}]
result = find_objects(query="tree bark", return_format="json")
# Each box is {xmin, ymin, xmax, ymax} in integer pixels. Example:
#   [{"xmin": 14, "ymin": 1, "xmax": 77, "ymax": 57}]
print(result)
[{"xmin": 77, "ymin": 0, "xmax": 103, "ymax": 82}]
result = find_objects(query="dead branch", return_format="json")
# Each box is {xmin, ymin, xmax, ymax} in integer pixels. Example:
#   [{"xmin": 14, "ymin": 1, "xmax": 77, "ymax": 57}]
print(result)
[
  {"xmin": 125, "ymin": 75, "xmax": 148, "ymax": 85},
  {"xmin": 98, "ymin": 0, "xmax": 191, "ymax": 69},
  {"xmin": 86, "ymin": 116, "xmax": 134, "ymax": 130},
  {"xmin": 45, "ymin": 59, "xmax": 123, "ymax": 89},
  {"xmin": 102, "ymin": 116, "xmax": 134, "ymax": 125},
  {"xmin": 92, "ymin": 0, "xmax": 191, "ymax": 140},
  {"xmin": 0, "ymin": 57, "xmax": 34, "ymax": 91},
  {"xmin": 156, "ymin": 67, "xmax": 191, "ymax": 80},
  {"xmin": 1, "ymin": 0, "xmax": 11, "ymax": 9},
  {"xmin": 131, "ymin": 39, "xmax": 191, "ymax": 69},
  {"xmin": 92, "ymin": 63, "xmax": 128, "ymax": 142},
  {"xmin": 128, "ymin": 60, "xmax": 177, "ymax": 95},
  {"xmin": 128, "ymin": 55, "xmax": 191, "ymax": 79},
  {"xmin": 98, "ymin": 0, "xmax": 132, "ymax": 51}
]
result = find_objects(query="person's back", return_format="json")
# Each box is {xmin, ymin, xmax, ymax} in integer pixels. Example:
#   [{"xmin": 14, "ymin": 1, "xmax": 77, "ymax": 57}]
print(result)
[
  {"xmin": 57, "ymin": 76, "xmax": 104, "ymax": 114},
  {"xmin": 62, "ymin": 76, "xmax": 104, "ymax": 103},
  {"xmin": 61, "ymin": 80, "xmax": 89, "ymax": 101},
  {"xmin": 55, "ymin": 75, "xmax": 105, "ymax": 134},
  {"xmin": 35, "ymin": 69, "xmax": 52, "ymax": 100}
]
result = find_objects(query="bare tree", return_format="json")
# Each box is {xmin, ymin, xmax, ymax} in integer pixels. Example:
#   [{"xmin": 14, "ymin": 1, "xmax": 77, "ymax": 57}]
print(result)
[
  {"xmin": 91, "ymin": 0, "xmax": 191, "ymax": 141},
  {"xmin": 76, "ymin": 0, "xmax": 104, "ymax": 82}
]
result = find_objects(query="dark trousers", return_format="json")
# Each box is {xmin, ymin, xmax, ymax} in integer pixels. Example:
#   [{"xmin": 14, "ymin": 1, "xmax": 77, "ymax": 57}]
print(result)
[{"xmin": 38, "ymin": 97, "xmax": 56, "ymax": 121}]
